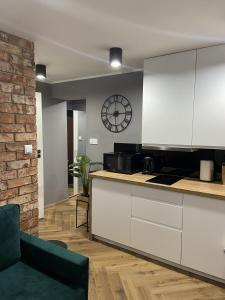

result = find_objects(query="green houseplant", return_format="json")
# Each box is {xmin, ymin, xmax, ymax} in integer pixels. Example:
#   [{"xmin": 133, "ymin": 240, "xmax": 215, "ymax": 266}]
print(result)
[{"xmin": 69, "ymin": 155, "xmax": 102, "ymax": 197}]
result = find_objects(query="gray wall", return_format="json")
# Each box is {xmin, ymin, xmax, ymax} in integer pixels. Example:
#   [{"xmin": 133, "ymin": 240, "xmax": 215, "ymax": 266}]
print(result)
[
  {"xmin": 36, "ymin": 82, "xmax": 68, "ymax": 205},
  {"xmin": 36, "ymin": 72, "xmax": 143, "ymax": 204},
  {"xmin": 52, "ymin": 72, "xmax": 143, "ymax": 162}
]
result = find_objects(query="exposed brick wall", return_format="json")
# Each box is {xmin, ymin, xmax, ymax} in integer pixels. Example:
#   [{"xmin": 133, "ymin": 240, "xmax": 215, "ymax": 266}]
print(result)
[{"xmin": 0, "ymin": 31, "xmax": 38, "ymax": 235}]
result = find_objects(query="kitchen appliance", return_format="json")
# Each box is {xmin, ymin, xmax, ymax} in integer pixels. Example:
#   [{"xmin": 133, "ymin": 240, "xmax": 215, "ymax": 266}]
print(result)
[
  {"xmin": 142, "ymin": 156, "xmax": 155, "ymax": 175},
  {"xmin": 200, "ymin": 160, "xmax": 214, "ymax": 182},
  {"xmin": 146, "ymin": 175, "xmax": 183, "ymax": 185},
  {"xmin": 103, "ymin": 143, "xmax": 143, "ymax": 174}
]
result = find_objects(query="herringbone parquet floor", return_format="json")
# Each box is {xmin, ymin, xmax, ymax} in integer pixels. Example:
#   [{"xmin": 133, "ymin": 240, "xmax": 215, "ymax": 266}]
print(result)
[{"xmin": 39, "ymin": 197, "xmax": 225, "ymax": 300}]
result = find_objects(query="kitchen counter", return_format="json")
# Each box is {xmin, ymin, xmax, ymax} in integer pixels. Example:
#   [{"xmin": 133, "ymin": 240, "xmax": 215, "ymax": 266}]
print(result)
[{"xmin": 90, "ymin": 170, "xmax": 225, "ymax": 200}]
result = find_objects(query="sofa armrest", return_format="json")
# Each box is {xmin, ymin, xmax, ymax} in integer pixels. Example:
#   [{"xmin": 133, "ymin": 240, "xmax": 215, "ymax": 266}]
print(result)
[{"xmin": 20, "ymin": 232, "xmax": 89, "ymax": 298}]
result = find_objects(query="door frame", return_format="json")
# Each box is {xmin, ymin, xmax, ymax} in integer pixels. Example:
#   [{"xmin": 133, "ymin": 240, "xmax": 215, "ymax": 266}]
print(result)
[
  {"xmin": 73, "ymin": 110, "xmax": 79, "ymax": 194},
  {"xmin": 36, "ymin": 92, "xmax": 44, "ymax": 218}
]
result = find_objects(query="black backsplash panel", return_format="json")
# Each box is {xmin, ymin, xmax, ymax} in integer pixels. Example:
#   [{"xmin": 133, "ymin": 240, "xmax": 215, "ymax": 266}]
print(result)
[{"xmin": 142, "ymin": 149, "xmax": 225, "ymax": 180}]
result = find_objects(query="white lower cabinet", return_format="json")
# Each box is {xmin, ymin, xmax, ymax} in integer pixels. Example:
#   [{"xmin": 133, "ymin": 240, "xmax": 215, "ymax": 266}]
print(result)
[
  {"xmin": 182, "ymin": 194, "xmax": 225, "ymax": 279},
  {"xmin": 131, "ymin": 218, "xmax": 182, "ymax": 263},
  {"xmin": 92, "ymin": 178, "xmax": 225, "ymax": 281},
  {"xmin": 92, "ymin": 178, "xmax": 131, "ymax": 246}
]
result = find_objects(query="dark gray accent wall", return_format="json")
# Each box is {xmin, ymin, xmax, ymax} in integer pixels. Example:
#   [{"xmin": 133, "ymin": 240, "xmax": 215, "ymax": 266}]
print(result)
[
  {"xmin": 36, "ymin": 82, "xmax": 68, "ymax": 205},
  {"xmin": 52, "ymin": 72, "xmax": 143, "ymax": 162}
]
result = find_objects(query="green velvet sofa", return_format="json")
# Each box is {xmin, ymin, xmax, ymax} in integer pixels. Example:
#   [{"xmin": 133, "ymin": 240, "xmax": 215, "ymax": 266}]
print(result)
[{"xmin": 0, "ymin": 204, "xmax": 89, "ymax": 300}]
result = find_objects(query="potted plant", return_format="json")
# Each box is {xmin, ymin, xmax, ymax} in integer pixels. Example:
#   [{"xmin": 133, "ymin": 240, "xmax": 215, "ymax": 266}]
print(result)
[{"xmin": 69, "ymin": 155, "xmax": 102, "ymax": 200}]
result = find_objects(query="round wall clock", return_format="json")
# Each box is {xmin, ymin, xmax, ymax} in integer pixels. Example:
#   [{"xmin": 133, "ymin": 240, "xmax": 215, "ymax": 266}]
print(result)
[{"xmin": 101, "ymin": 94, "xmax": 132, "ymax": 133}]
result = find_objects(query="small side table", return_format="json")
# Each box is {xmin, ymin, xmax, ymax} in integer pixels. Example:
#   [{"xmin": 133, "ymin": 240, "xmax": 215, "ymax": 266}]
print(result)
[{"xmin": 76, "ymin": 194, "xmax": 89, "ymax": 232}]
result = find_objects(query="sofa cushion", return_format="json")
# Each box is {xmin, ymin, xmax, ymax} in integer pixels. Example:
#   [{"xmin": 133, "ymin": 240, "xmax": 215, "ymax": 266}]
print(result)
[
  {"xmin": 0, "ymin": 261, "xmax": 86, "ymax": 300},
  {"xmin": 0, "ymin": 204, "xmax": 21, "ymax": 270}
]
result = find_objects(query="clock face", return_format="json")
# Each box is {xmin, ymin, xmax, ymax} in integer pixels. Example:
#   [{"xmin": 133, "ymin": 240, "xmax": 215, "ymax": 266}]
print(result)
[{"xmin": 101, "ymin": 94, "xmax": 132, "ymax": 133}]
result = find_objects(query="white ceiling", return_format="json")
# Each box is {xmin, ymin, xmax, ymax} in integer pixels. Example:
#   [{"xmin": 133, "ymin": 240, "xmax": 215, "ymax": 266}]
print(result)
[{"xmin": 0, "ymin": 0, "xmax": 225, "ymax": 82}]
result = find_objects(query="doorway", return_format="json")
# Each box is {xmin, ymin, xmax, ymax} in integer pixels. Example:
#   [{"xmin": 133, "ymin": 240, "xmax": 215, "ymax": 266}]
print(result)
[{"xmin": 67, "ymin": 100, "xmax": 86, "ymax": 197}]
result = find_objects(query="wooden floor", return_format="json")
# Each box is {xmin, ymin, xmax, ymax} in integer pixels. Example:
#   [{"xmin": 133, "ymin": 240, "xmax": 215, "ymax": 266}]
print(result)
[{"xmin": 39, "ymin": 197, "xmax": 225, "ymax": 300}]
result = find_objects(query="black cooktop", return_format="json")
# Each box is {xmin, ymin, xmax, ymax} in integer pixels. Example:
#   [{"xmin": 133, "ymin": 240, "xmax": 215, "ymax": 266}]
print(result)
[{"xmin": 146, "ymin": 175, "xmax": 183, "ymax": 185}]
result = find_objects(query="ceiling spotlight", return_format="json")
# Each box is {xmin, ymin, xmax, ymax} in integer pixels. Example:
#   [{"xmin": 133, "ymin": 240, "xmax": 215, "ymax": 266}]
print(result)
[
  {"xmin": 36, "ymin": 64, "xmax": 46, "ymax": 80},
  {"xmin": 109, "ymin": 47, "xmax": 122, "ymax": 68}
]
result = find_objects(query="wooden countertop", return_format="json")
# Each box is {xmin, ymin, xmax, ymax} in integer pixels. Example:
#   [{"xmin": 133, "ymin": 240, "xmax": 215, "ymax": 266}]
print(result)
[{"xmin": 90, "ymin": 170, "xmax": 225, "ymax": 200}]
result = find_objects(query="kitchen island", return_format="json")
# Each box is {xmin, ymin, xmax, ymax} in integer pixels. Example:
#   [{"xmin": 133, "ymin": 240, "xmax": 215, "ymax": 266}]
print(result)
[{"xmin": 90, "ymin": 170, "xmax": 225, "ymax": 283}]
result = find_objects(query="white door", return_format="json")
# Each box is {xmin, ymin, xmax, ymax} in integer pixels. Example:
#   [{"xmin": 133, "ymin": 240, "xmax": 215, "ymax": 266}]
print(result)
[
  {"xmin": 142, "ymin": 50, "xmax": 196, "ymax": 147},
  {"xmin": 192, "ymin": 45, "xmax": 225, "ymax": 148},
  {"xmin": 36, "ymin": 92, "xmax": 44, "ymax": 219}
]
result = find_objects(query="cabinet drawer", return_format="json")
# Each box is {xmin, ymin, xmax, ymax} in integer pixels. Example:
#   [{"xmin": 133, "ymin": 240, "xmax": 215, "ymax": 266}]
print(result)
[
  {"xmin": 132, "ymin": 196, "xmax": 182, "ymax": 229},
  {"xmin": 131, "ymin": 218, "xmax": 181, "ymax": 263},
  {"xmin": 131, "ymin": 185, "xmax": 183, "ymax": 205}
]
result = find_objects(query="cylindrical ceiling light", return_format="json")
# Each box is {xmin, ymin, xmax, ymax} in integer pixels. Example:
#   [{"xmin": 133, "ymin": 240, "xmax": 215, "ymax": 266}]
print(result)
[
  {"xmin": 36, "ymin": 64, "xmax": 46, "ymax": 80},
  {"xmin": 109, "ymin": 47, "xmax": 122, "ymax": 68}
]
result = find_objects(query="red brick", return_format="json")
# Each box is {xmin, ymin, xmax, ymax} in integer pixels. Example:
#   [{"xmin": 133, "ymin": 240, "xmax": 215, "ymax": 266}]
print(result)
[
  {"xmin": 12, "ymin": 64, "xmax": 23, "ymax": 76},
  {"xmin": 0, "ymin": 50, "xmax": 9, "ymax": 62},
  {"xmin": 0, "ymin": 40, "xmax": 22, "ymax": 56},
  {"xmin": 0, "ymin": 133, "xmax": 14, "ymax": 142},
  {"xmin": 15, "ymin": 132, "xmax": 36, "ymax": 141},
  {"xmin": 8, "ymin": 34, "xmax": 34, "ymax": 51},
  {"xmin": 20, "ymin": 201, "xmax": 38, "ymax": 213},
  {"xmin": 31, "ymin": 158, "xmax": 37, "ymax": 167},
  {"xmin": 12, "ymin": 75, "xmax": 24, "ymax": 85},
  {"xmin": 0, "ymin": 151, "xmax": 16, "ymax": 161},
  {"xmin": 0, "ymin": 181, "xmax": 7, "ymax": 191},
  {"xmin": 8, "ymin": 176, "xmax": 31, "ymax": 188},
  {"xmin": 0, "ymin": 103, "xmax": 25, "ymax": 114},
  {"xmin": 18, "ymin": 167, "xmax": 37, "ymax": 178},
  {"xmin": 0, "ymin": 143, "xmax": 5, "ymax": 151},
  {"xmin": 25, "ymin": 124, "xmax": 36, "ymax": 132},
  {"xmin": 23, "ymin": 59, "xmax": 33, "ymax": 67},
  {"xmin": 0, "ymin": 113, "xmax": 15, "ymax": 123},
  {"xmin": 7, "ymin": 159, "xmax": 30, "ymax": 170},
  {"xmin": 32, "ymin": 175, "xmax": 38, "ymax": 184},
  {"xmin": 22, "ymin": 49, "xmax": 34, "ymax": 60},
  {"xmin": 17, "ymin": 151, "xmax": 36, "ymax": 160},
  {"xmin": 13, "ymin": 84, "xmax": 24, "ymax": 95},
  {"xmin": 6, "ymin": 141, "xmax": 36, "ymax": 151},
  {"xmin": 0, "ymin": 82, "xmax": 13, "ymax": 93},
  {"xmin": 23, "ymin": 67, "xmax": 34, "ymax": 78},
  {"xmin": 16, "ymin": 114, "xmax": 35, "ymax": 124},
  {"xmin": 25, "ymin": 105, "xmax": 35, "ymax": 115},
  {"xmin": 0, "ymin": 188, "xmax": 18, "ymax": 200},
  {"xmin": 0, "ymin": 32, "xmax": 8, "ymax": 43},
  {"xmin": 12, "ymin": 94, "xmax": 25, "ymax": 103},
  {"xmin": 0, "ymin": 61, "xmax": 13, "ymax": 73},
  {"xmin": 0, "ymin": 170, "xmax": 17, "ymax": 180},
  {"xmin": 0, "ymin": 162, "xmax": 6, "ymax": 171},
  {"xmin": 24, "ymin": 77, "xmax": 35, "ymax": 88},
  {"xmin": 9, "ymin": 54, "xmax": 22, "ymax": 65},
  {"xmin": 25, "ymin": 86, "xmax": 35, "ymax": 96},
  {"xmin": 0, "ymin": 72, "xmax": 12, "ymax": 83},
  {"xmin": 8, "ymin": 193, "xmax": 32, "ymax": 205},
  {"xmin": 0, "ymin": 92, "xmax": 11, "ymax": 103},
  {"xmin": 0, "ymin": 124, "xmax": 25, "ymax": 133},
  {"xmin": 19, "ymin": 183, "xmax": 37, "ymax": 195}
]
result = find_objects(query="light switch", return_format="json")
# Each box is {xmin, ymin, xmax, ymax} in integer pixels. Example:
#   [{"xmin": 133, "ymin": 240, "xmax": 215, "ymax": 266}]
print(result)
[
  {"xmin": 24, "ymin": 144, "xmax": 32, "ymax": 154},
  {"xmin": 89, "ymin": 138, "xmax": 98, "ymax": 145},
  {"xmin": 78, "ymin": 136, "xmax": 82, "ymax": 141}
]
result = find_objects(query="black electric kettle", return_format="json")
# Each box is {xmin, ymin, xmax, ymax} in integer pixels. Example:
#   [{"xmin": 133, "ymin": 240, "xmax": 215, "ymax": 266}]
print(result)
[{"xmin": 142, "ymin": 156, "xmax": 155, "ymax": 175}]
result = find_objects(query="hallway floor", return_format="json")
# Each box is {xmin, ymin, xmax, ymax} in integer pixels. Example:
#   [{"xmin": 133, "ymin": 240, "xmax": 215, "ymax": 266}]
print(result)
[{"xmin": 39, "ymin": 197, "xmax": 225, "ymax": 300}]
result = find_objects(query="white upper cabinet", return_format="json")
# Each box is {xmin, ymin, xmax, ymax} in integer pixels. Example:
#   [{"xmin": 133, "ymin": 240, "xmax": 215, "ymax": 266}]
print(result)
[
  {"xmin": 192, "ymin": 45, "xmax": 225, "ymax": 148},
  {"xmin": 142, "ymin": 50, "xmax": 196, "ymax": 147}
]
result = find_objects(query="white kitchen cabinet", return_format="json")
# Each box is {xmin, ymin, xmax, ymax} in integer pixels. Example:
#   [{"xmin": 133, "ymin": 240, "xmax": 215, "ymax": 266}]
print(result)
[
  {"xmin": 182, "ymin": 194, "xmax": 225, "ymax": 279},
  {"xmin": 92, "ymin": 178, "xmax": 131, "ymax": 246},
  {"xmin": 131, "ymin": 218, "xmax": 182, "ymax": 263},
  {"xmin": 142, "ymin": 50, "xmax": 196, "ymax": 147},
  {"xmin": 192, "ymin": 45, "xmax": 225, "ymax": 148}
]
